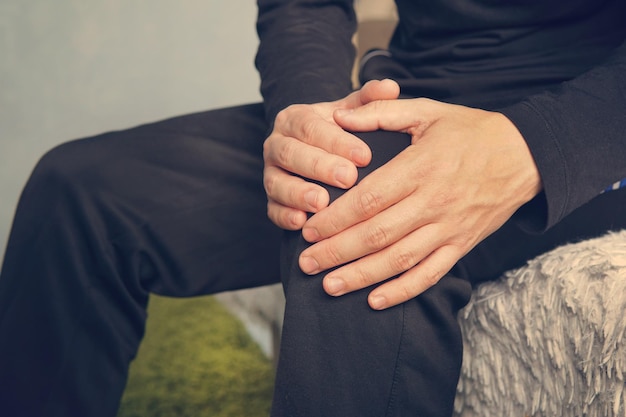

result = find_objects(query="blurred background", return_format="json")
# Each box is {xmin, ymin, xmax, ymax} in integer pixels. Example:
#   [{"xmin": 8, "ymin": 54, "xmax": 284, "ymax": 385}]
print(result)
[
  {"xmin": 0, "ymin": 0, "xmax": 261, "ymax": 260},
  {"xmin": 0, "ymin": 2, "xmax": 272, "ymax": 416}
]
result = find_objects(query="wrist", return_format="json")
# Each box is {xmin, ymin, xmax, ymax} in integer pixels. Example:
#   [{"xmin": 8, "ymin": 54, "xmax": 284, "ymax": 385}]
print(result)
[{"xmin": 492, "ymin": 112, "xmax": 543, "ymax": 205}]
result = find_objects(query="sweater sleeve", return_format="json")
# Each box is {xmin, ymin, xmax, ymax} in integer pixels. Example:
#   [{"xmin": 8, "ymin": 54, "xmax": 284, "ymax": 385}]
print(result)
[
  {"xmin": 255, "ymin": 0, "xmax": 357, "ymax": 126},
  {"xmin": 500, "ymin": 40, "xmax": 626, "ymax": 232}
]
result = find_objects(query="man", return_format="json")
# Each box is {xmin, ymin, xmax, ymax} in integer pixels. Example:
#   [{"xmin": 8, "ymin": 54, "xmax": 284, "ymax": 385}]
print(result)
[{"xmin": 1, "ymin": 0, "xmax": 625, "ymax": 416}]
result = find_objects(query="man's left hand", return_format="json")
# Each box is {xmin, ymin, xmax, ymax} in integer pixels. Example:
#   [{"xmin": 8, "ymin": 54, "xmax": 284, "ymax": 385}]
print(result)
[{"xmin": 298, "ymin": 98, "xmax": 543, "ymax": 310}]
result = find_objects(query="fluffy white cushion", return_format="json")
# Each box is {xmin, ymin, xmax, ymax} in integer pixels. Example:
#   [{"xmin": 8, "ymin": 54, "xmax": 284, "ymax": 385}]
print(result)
[{"xmin": 455, "ymin": 230, "xmax": 626, "ymax": 417}]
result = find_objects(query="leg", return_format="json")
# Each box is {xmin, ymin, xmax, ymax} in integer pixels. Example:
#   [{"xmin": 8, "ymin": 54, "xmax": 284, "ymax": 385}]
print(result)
[
  {"xmin": 272, "ymin": 131, "xmax": 473, "ymax": 417},
  {"xmin": 271, "ymin": 129, "xmax": 626, "ymax": 417},
  {"xmin": 0, "ymin": 103, "xmax": 281, "ymax": 417}
]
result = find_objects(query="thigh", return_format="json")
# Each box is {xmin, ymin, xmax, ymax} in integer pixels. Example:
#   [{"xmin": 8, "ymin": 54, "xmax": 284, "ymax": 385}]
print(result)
[
  {"xmin": 3, "ymin": 103, "xmax": 282, "ymax": 297},
  {"xmin": 111, "ymin": 103, "xmax": 283, "ymax": 294}
]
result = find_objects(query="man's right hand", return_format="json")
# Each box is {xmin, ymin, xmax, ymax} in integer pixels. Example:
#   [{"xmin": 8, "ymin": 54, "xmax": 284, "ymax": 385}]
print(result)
[{"xmin": 263, "ymin": 79, "xmax": 400, "ymax": 230}]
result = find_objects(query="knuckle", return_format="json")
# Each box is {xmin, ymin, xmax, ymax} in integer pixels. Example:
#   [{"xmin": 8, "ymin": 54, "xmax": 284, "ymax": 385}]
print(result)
[
  {"xmin": 375, "ymin": 99, "xmax": 390, "ymax": 111},
  {"xmin": 281, "ymin": 211, "xmax": 295, "ymax": 229},
  {"xmin": 355, "ymin": 190, "xmax": 383, "ymax": 217},
  {"xmin": 275, "ymin": 106, "xmax": 294, "ymax": 127},
  {"xmin": 262, "ymin": 138, "xmax": 271, "ymax": 160},
  {"xmin": 390, "ymin": 249, "xmax": 417, "ymax": 272},
  {"xmin": 267, "ymin": 200, "xmax": 299, "ymax": 230},
  {"xmin": 326, "ymin": 214, "xmax": 347, "ymax": 235},
  {"xmin": 354, "ymin": 267, "xmax": 375, "ymax": 288},
  {"xmin": 275, "ymin": 104, "xmax": 306, "ymax": 132},
  {"xmin": 321, "ymin": 244, "xmax": 344, "ymax": 267},
  {"xmin": 328, "ymin": 134, "xmax": 345, "ymax": 155},
  {"xmin": 368, "ymin": 99, "xmax": 384, "ymax": 113},
  {"xmin": 286, "ymin": 186, "xmax": 301, "ymax": 206},
  {"xmin": 453, "ymin": 232, "xmax": 473, "ymax": 252},
  {"xmin": 263, "ymin": 135, "xmax": 281, "ymax": 164},
  {"xmin": 309, "ymin": 155, "xmax": 322, "ymax": 178},
  {"xmin": 363, "ymin": 224, "xmax": 391, "ymax": 251},
  {"xmin": 300, "ymin": 116, "xmax": 321, "ymax": 142},
  {"xmin": 263, "ymin": 170, "xmax": 275, "ymax": 195},
  {"xmin": 401, "ymin": 284, "xmax": 418, "ymax": 303},
  {"xmin": 276, "ymin": 139, "xmax": 296, "ymax": 166},
  {"xmin": 422, "ymin": 267, "xmax": 443, "ymax": 288},
  {"xmin": 273, "ymin": 112, "xmax": 288, "ymax": 132}
]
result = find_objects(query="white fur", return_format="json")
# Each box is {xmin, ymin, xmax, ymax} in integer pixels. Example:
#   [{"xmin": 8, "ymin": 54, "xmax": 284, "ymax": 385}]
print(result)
[{"xmin": 455, "ymin": 230, "xmax": 626, "ymax": 417}]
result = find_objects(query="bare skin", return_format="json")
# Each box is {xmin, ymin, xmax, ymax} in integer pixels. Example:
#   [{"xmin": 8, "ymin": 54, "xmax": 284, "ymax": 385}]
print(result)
[
  {"xmin": 264, "ymin": 80, "xmax": 542, "ymax": 310},
  {"xmin": 264, "ymin": 79, "xmax": 401, "ymax": 228}
]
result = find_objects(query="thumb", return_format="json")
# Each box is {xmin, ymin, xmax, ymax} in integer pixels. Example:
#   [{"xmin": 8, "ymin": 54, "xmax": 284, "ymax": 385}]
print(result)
[
  {"xmin": 358, "ymin": 79, "xmax": 401, "ymax": 105},
  {"xmin": 340, "ymin": 79, "xmax": 400, "ymax": 110},
  {"xmin": 334, "ymin": 97, "xmax": 441, "ymax": 133}
]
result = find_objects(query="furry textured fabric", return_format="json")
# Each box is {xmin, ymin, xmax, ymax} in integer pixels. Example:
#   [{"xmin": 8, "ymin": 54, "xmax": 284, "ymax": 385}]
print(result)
[{"xmin": 455, "ymin": 230, "xmax": 626, "ymax": 417}]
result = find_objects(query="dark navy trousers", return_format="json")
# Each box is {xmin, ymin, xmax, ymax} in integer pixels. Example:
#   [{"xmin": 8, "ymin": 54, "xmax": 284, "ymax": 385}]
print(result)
[{"xmin": 1, "ymin": 102, "xmax": 624, "ymax": 417}]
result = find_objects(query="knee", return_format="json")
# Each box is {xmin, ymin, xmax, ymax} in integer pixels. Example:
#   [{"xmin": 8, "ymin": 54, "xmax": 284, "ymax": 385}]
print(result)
[
  {"xmin": 29, "ymin": 138, "xmax": 112, "ymax": 199},
  {"xmin": 353, "ymin": 130, "xmax": 411, "ymax": 178},
  {"xmin": 319, "ymin": 130, "xmax": 411, "ymax": 204}
]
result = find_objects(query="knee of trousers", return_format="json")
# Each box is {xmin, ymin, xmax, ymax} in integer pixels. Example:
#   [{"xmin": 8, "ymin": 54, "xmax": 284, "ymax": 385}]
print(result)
[
  {"xmin": 279, "ymin": 129, "xmax": 412, "ymax": 290},
  {"xmin": 328, "ymin": 130, "xmax": 412, "ymax": 202},
  {"xmin": 21, "ymin": 132, "xmax": 157, "ymax": 240},
  {"xmin": 25, "ymin": 138, "xmax": 118, "ymax": 211},
  {"xmin": 47, "ymin": 132, "xmax": 136, "ymax": 190}
]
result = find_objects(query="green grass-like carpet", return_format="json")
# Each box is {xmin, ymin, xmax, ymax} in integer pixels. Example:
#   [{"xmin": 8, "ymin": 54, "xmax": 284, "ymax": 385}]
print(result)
[{"xmin": 117, "ymin": 294, "xmax": 275, "ymax": 417}]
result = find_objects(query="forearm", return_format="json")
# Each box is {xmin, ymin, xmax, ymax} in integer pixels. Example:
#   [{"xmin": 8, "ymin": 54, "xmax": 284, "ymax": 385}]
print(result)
[
  {"xmin": 500, "ymin": 40, "xmax": 626, "ymax": 231},
  {"xmin": 255, "ymin": 0, "xmax": 357, "ymax": 125}
]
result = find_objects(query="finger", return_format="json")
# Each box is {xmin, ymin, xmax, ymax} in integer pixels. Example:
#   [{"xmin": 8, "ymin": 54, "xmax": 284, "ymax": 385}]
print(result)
[
  {"xmin": 319, "ymin": 223, "xmax": 446, "ymax": 296},
  {"xmin": 298, "ymin": 194, "xmax": 427, "ymax": 274},
  {"xmin": 277, "ymin": 107, "xmax": 372, "ymax": 167},
  {"xmin": 266, "ymin": 199, "xmax": 308, "ymax": 230},
  {"xmin": 334, "ymin": 97, "xmax": 444, "ymax": 134},
  {"xmin": 367, "ymin": 245, "xmax": 461, "ymax": 310},
  {"xmin": 264, "ymin": 135, "xmax": 359, "ymax": 188},
  {"xmin": 360, "ymin": 79, "xmax": 401, "ymax": 103},
  {"xmin": 341, "ymin": 79, "xmax": 400, "ymax": 108},
  {"xmin": 302, "ymin": 148, "xmax": 415, "ymax": 242},
  {"xmin": 264, "ymin": 165, "xmax": 330, "ymax": 213}
]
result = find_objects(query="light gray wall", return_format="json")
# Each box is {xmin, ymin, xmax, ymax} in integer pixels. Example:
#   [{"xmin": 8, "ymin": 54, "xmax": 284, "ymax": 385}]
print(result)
[{"xmin": 0, "ymin": 0, "xmax": 261, "ymax": 259}]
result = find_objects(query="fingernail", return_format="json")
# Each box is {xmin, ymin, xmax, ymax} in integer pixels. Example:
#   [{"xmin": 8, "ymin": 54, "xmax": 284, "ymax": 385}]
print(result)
[
  {"xmin": 350, "ymin": 148, "xmax": 368, "ymax": 165},
  {"xmin": 369, "ymin": 294, "xmax": 387, "ymax": 310},
  {"xmin": 302, "ymin": 227, "xmax": 320, "ymax": 242},
  {"xmin": 304, "ymin": 190, "xmax": 318, "ymax": 210},
  {"xmin": 334, "ymin": 108, "xmax": 352, "ymax": 117},
  {"xmin": 325, "ymin": 276, "xmax": 345, "ymax": 295},
  {"xmin": 300, "ymin": 255, "xmax": 320, "ymax": 274},
  {"xmin": 334, "ymin": 166, "xmax": 350, "ymax": 186},
  {"xmin": 289, "ymin": 211, "xmax": 306, "ymax": 228}
]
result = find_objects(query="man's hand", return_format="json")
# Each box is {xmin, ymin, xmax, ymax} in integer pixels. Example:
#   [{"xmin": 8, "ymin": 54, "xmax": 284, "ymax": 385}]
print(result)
[
  {"xmin": 263, "ymin": 79, "xmax": 400, "ymax": 230},
  {"xmin": 298, "ymin": 98, "xmax": 543, "ymax": 310}
]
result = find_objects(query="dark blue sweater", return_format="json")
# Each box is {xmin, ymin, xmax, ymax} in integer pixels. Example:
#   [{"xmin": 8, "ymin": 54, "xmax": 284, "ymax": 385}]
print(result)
[{"xmin": 255, "ymin": 0, "xmax": 626, "ymax": 231}]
